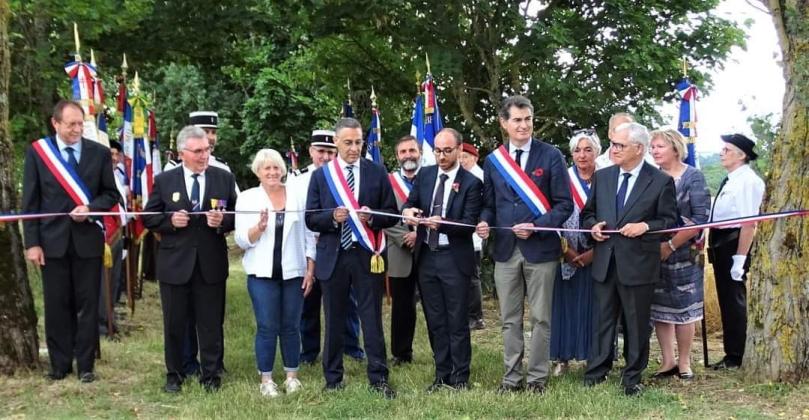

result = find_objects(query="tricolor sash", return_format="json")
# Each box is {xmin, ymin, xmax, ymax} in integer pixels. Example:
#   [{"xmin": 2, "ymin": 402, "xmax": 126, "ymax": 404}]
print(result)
[
  {"xmin": 568, "ymin": 166, "xmax": 591, "ymax": 212},
  {"xmin": 488, "ymin": 145, "xmax": 552, "ymax": 218},
  {"xmin": 322, "ymin": 160, "xmax": 386, "ymax": 273},
  {"xmin": 31, "ymin": 137, "xmax": 92, "ymax": 206},
  {"xmin": 388, "ymin": 172, "xmax": 413, "ymax": 203},
  {"xmin": 32, "ymin": 138, "xmax": 124, "ymax": 246}
]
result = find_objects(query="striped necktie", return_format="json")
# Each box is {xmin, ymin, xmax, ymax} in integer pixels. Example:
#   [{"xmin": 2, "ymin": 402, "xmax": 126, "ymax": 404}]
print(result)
[{"xmin": 340, "ymin": 165, "xmax": 355, "ymax": 249}]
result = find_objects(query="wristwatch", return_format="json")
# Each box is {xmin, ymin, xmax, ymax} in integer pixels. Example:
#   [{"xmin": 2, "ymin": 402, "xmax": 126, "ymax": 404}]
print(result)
[{"xmin": 667, "ymin": 239, "xmax": 677, "ymax": 252}]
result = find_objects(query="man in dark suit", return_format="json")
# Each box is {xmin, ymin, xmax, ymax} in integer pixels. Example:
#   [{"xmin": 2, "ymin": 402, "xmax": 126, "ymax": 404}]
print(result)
[
  {"xmin": 580, "ymin": 122, "xmax": 678, "ymax": 396},
  {"xmin": 403, "ymin": 128, "xmax": 482, "ymax": 392},
  {"xmin": 384, "ymin": 134, "xmax": 421, "ymax": 366},
  {"xmin": 476, "ymin": 95, "xmax": 573, "ymax": 394},
  {"xmin": 305, "ymin": 118, "xmax": 399, "ymax": 399},
  {"xmin": 143, "ymin": 125, "xmax": 238, "ymax": 393},
  {"xmin": 23, "ymin": 100, "xmax": 121, "ymax": 383}
]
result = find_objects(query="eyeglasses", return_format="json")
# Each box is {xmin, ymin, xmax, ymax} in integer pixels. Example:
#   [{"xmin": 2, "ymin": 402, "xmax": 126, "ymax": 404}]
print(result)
[
  {"xmin": 184, "ymin": 146, "xmax": 212, "ymax": 156},
  {"xmin": 610, "ymin": 141, "xmax": 635, "ymax": 151},
  {"xmin": 433, "ymin": 147, "xmax": 457, "ymax": 156}
]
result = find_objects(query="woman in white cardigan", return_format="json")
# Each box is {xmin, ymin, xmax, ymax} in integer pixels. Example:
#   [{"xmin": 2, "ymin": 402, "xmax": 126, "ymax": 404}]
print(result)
[{"xmin": 235, "ymin": 149, "xmax": 315, "ymax": 398}]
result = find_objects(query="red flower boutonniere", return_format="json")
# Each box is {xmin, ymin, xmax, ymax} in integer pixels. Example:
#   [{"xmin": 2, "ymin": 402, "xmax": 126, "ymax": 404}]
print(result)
[
  {"xmin": 532, "ymin": 168, "xmax": 544, "ymax": 177},
  {"xmin": 452, "ymin": 182, "xmax": 460, "ymax": 192}
]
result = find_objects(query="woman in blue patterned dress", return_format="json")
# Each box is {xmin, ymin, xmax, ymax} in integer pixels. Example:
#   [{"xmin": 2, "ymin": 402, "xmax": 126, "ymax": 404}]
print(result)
[
  {"xmin": 649, "ymin": 129, "xmax": 710, "ymax": 380},
  {"xmin": 550, "ymin": 130, "xmax": 600, "ymax": 375}
]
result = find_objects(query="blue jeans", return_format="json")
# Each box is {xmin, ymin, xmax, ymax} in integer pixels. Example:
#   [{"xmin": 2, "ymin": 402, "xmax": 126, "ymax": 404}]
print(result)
[{"xmin": 247, "ymin": 275, "xmax": 304, "ymax": 374}]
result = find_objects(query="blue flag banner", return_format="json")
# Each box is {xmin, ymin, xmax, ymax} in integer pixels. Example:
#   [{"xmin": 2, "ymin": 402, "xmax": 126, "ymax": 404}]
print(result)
[
  {"xmin": 676, "ymin": 78, "xmax": 698, "ymax": 167},
  {"xmin": 410, "ymin": 74, "xmax": 443, "ymax": 166},
  {"xmin": 365, "ymin": 107, "xmax": 382, "ymax": 164},
  {"xmin": 342, "ymin": 100, "xmax": 354, "ymax": 118}
]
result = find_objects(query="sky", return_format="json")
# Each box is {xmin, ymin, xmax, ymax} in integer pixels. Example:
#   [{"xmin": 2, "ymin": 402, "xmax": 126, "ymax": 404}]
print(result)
[{"xmin": 658, "ymin": 0, "xmax": 785, "ymax": 154}]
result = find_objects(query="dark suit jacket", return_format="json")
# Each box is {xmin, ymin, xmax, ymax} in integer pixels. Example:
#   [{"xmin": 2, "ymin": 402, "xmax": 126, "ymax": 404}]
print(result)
[
  {"xmin": 480, "ymin": 139, "xmax": 573, "ymax": 263},
  {"xmin": 142, "ymin": 165, "xmax": 237, "ymax": 285},
  {"xmin": 403, "ymin": 165, "xmax": 482, "ymax": 277},
  {"xmin": 22, "ymin": 137, "xmax": 121, "ymax": 258},
  {"xmin": 305, "ymin": 158, "xmax": 398, "ymax": 280},
  {"xmin": 580, "ymin": 162, "xmax": 678, "ymax": 286}
]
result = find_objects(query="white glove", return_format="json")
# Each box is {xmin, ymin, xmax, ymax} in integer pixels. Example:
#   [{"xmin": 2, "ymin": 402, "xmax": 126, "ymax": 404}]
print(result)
[
  {"xmin": 121, "ymin": 249, "xmax": 128, "ymax": 260},
  {"xmin": 730, "ymin": 255, "xmax": 746, "ymax": 281}
]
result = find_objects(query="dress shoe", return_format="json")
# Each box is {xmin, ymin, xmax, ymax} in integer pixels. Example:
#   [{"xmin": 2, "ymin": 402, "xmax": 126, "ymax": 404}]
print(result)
[
  {"xmin": 710, "ymin": 358, "xmax": 740, "ymax": 370},
  {"xmin": 347, "ymin": 351, "xmax": 366, "ymax": 362},
  {"xmin": 624, "ymin": 384, "xmax": 644, "ymax": 397},
  {"xmin": 651, "ymin": 365, "xmax": 679, "ymax": 379},
  {"xmin": 370, "ymin": 381, "xmax": 397, "ymax": 400},
  {"xmin": 45, "ymin": 371, "xmax": 70, "ymax": 381},
  {"xmin": 324, "ymin": 381, "xmax": 345, "ymax": 391},
  {"xmin": 583, "ymin": 375, "xmax": 607, "ymax": 387},
  {"xmin": 678, "ymin": 370, "xmax": 695, "ymax": 380},
  {"xmin": 390, "ymin": 356, "xmax": 412, "ymax": 366},
  {"xmin": 425, "ymin": 380, "xmax": 449, "ymax": 394},
  {"xmin": 79, "ymin": 372, "xmax": 96, "ymax": 383},
  {"xmin": 496, "ymin": 382, "xmax": 523, "ymax": 394},
  {"xmin": 164, "ymin": 380, "xmax": 182, "ymax": 394},
  {"xmin": 201, "ymin": 377, "xmax": 221, "ymax": 392},
  {"xmin": 525, "ymin": 381, "xmax": 546, "ymax": 394},
  {"xmin": 469, "ymin": 319, "xmax": 485, "ymax": 330}
]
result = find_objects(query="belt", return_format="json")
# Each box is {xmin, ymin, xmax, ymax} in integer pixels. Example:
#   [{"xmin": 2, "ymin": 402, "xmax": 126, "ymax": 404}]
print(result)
[{"xmin": 708, "ymin": 228, "xmax": 740, "ymax": 249}]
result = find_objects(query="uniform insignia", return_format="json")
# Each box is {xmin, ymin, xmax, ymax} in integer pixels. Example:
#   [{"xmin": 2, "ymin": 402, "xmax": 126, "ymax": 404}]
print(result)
[{"xmin": 172, "ymin": 192, "xmax": 180, "ymax": 202}]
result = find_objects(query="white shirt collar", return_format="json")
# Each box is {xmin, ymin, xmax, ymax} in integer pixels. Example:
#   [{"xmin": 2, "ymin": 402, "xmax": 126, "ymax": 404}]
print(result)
[
  {"xmin": 509, "ymin": 139, "xmax": 531, "ymax": 153},
  {"xmin": 336, "ymin": 156, "xmax": 360, "ymax": 171},
  {"xmin": 438, "ymin": 163, "xmax": 460, "ymax": 181},
  {"xmin": 55, "ymin": 135, "xmax": 81, "ymax": 152},
  {"xmin": 620, "ymin": 159, "xmax": 644, "ymax": 178},
  {"xmin": 182, "ymin": 164, "xmax": 205, "ymax": 178},
  {"xmin": 727, "ymin": 163, "xmax": 751, "ymax": 180}
]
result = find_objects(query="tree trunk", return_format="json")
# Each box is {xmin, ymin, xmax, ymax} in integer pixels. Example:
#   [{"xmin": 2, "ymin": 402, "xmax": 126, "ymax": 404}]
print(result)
[
  {"xmin": 744, "ymin": 0, "xmax": 809, "ymax": 383},
  {"xmin": 0, "ymin": 0, "xmax": 40, "ymax": 375}
]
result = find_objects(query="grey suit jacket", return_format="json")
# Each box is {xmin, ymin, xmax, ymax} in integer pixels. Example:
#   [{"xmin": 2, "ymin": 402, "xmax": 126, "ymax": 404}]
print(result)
[{"xmin": 384, "ymin": 171, "xmax": 416, "ymax": 278}]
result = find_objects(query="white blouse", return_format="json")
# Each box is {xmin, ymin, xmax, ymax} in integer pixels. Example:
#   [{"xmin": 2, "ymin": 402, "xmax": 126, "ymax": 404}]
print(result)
[{"xmin": 234, "ymin": 185, "xmax": 315, "ymax": 279}]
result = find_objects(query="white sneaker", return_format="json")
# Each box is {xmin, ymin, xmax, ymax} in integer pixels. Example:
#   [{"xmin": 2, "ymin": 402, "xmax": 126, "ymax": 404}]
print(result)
[
  {"xmin": 284, "ymin": 377, "xmax": 302, "ymax": 394},
  {"xmin": 260, "ymin": 381, "xmax": 280, "ymax": 398}
]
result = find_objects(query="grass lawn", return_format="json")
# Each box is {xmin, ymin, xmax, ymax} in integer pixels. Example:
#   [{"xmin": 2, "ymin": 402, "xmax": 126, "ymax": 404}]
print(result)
[{"xmin": 2, "ymin": 255, "xmax": 808, "ymax": 419}]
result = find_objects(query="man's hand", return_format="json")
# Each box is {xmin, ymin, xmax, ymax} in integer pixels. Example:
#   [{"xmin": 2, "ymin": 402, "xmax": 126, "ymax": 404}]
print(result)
[
  {"xmin": 476, "ymin": 221, "xmax": 490, "ymax": 239},
  {"xmin": 358, "ymin": 206, "xmax": 371, "ymax": 224},
  {"xmin": 619, "ymin": 222, "xmax": 649, "ymax": 238},
  {"xmin": 302, "ymin": 272, "xmax": 315, "ymax": 297},
  {"xmin": 563, "ymin": 247, "xmax": 580, "ymax": 265},
  {"xmin": 171, "ymin": 210, "xmax": 190, "ymax": 228},
  {"xmin": 403, "ymin": 231, "xmax": 417, "ymax": 248},
  {"xmin": 591, "ymin": 221, "xmax": 609, "ymax": 242},
  {"xmin": 423, "ymin": 215, "xmax": 441, "ymax": 231},
  {"xmin": 69, "ymin": 205, "xmax": 90, "ymax": 222},
  {"xmin": 660, "ymin": 243, "xmax": 673, "ymax": 261},
  {"xmin": 402, "ymin": 208, "xmax": 422, "ymax": 226},
  {"xmin": 572, "ymin": 249, "xmax": 594, "ymax": 267},
  {"xmin": 206, "ymin": 209, "xmax": 224, "ymax": 228},
  {"xmin": 512, "ymin": 222, "xmax": 534, "ymax": 240},
  {"xmin": 26, "ymin": 246, "xmax": 45, "ymax": 266},
  {"xmin": 333, "ymin": 206, "xmax": 349, "ymax": 224}
]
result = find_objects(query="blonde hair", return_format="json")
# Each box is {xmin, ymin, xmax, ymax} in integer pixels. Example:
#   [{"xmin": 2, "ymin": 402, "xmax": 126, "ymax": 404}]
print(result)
[
  {"xmin": 250, "ymin": 148, "xmax": 287, "ymax": 176},
  {"xmin": 608, "ymin": 112, "xmax": 635, "ymax": 132},
  {"xmin": 650, "ymin": 129, "xmax": 688, "ymax": 160}
]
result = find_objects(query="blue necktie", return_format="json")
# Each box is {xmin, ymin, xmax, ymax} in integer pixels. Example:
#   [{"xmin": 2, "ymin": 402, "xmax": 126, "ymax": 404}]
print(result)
[
  {"xmin": 191, "ymin": 174, "xmax": 201, "ymax": 211},
  {"xmin": 616, "ymin": 172, "xmax": 631, "ymax": 216},
  {"xmin": 65, "ymin": 146, "xmax": 79, "ymax": 171},
  {"xmin": 341, "ymin": 165, "xmax": 355, "ymax": 250}
]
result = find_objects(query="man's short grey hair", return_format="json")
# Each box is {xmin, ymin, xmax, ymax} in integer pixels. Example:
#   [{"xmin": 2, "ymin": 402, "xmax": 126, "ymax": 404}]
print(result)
[
  {"xmin": 569, "ymin": 132, "xmax": 602, "ymax": 156},
  {"xmin": 614, "ymin": 122, "xmax": 650, "ymax": 152},
  {"xmin": 176, "ymin": 125, "xmax": 208, "ymax": 152},
  {"xmin": 334, "ymin": 118, "xmax": 363, "ymax": 136}
]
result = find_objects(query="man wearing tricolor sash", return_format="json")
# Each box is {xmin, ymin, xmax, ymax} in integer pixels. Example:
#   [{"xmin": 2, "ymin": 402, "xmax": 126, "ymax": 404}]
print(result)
[
  {"xmin": 476, "ymin": 95, "xmax": 573, "ymax": 394},
  {"xmin": 22, "ymin": 100, "xmax": 121, "ymax": 383},
  {"xmin": 384, "ymin": 134, "xmax": 421, "ymax": 366},
  {"xmin": 305, "ymin": 118, "xmax": 399, "ymax": 399}
]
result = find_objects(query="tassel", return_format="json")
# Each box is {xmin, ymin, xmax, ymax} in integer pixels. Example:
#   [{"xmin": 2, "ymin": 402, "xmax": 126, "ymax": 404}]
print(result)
[
  {"xmin": 370, "ymin": 254, "xmax": 385, "ymax": 274},
  {"xmin": 104, "ymin": 243, "xmax": 113, "ymax": 268}
]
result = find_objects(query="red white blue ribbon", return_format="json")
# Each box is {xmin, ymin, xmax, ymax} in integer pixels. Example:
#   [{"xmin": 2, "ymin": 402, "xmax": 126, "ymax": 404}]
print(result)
[
  {"xmin": 388, "ymin": 172, "xmax": 412, "ymax": 203},
  {"xmin": 322, "ymin": 160, "xmax": 386, "ymax": 255},
  {"xmin": 64, "ymin": 61, "xmax": 98, "ymax": 115},
  {"xmin": 568, "ymin": 166, "xmax": 591, "ymax": 212},
  {"xmin": 31, "ymin": 138, "xmax": 92, "ymax": 206},
  {"xmin": 488, "ymin": 145, "xmax": 552, "ymax": 217}
]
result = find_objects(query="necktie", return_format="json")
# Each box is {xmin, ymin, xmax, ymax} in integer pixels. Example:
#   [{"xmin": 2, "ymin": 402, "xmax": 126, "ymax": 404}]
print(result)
[
  {"xmin": 615, "ymin": 172, "xmax": 631, "ymax": 216},
  {"xmin": 515, "ymin": 149, "xmax": 524, "ymax": 169},
  {"xmin": 428, "ymin": 173, "xmax": 449, "ymax": 250},
  {"xmin": 709, "ymin": 176, "xmax": 729, "ymax": 222},
  {"xmin": 191, "ymin": 174, "xmax": 201, "ymax": 211},
  {"xmin": 341, "ymin": 165, "xmax": 355, "ymax": 250},
  {"xmin": 65, "ymin": 147, "xmax": 79, "ymax": 171}
]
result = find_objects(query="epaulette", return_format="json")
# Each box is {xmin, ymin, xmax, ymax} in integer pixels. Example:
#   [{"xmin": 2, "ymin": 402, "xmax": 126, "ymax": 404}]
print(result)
[{"xmin": 214, "ymin": 156, "xmax": 229, "ymax": 166}]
